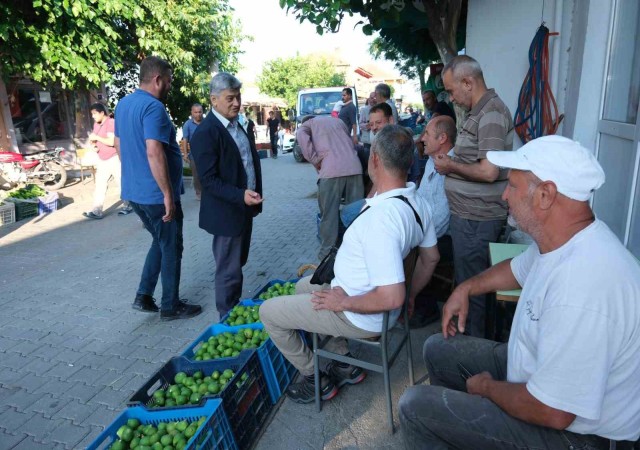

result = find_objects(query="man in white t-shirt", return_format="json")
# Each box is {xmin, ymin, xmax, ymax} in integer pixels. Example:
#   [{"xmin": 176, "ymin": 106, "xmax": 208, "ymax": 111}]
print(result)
[
  {"xmin": 399, "ymin": 135, "xmax": 640, "ymax": 449},
  {"xmin": 261, "ymin": 125, "xmax": 441, "ymax": 404}
]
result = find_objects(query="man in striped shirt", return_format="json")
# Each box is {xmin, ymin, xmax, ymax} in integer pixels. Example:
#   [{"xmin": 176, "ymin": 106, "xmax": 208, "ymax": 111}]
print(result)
[{"xmin": 433, "ymin": 55, "xmax": 514, "ymax": 338}]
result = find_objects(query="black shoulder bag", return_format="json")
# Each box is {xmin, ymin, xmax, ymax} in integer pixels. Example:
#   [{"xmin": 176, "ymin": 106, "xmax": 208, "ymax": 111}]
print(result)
[{"xmin": 310, "ymin": 195, "xmax": 423, "ymax": 285}]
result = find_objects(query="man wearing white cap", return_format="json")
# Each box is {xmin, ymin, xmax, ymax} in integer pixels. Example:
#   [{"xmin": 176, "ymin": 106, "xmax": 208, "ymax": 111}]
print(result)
[{"xmin": 399, "ymin": 135, "xmax": 640, "ymax": 449}]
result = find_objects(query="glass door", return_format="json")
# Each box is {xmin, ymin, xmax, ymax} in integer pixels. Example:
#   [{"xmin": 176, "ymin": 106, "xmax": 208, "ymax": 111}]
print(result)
[{"xmin": 592, "ymin": 0, "xmax": 640, "ymax": 257}]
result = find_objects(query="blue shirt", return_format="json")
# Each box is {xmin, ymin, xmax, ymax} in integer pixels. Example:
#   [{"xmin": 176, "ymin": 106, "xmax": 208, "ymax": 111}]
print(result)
[
  {"xmin": 115, "ymin": 89, "xmax": 184, "ymax": 205},
  {"xmin": 182, "ymin": 118, "xmax": 200, "ymax": 144},
  {"xmin": 416, "ymin": 149, "xmax": 453, "ymax": 238}
]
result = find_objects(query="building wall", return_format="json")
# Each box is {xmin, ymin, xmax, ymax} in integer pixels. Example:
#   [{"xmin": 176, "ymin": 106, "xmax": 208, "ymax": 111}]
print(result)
[{"xmin": 465, "ymin": 0, "xmax": 576, "ymax": 149}]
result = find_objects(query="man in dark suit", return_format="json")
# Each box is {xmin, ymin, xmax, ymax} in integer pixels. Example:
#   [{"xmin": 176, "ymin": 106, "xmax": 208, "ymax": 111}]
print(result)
[{"xmin": 190, "ymin": 73, "xmax": 263, "ymax": 316}]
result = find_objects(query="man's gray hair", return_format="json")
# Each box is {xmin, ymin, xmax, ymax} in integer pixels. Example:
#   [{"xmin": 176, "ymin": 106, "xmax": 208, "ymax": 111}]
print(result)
[
  {"xmin": 371, "ymin": 124, "xmax": 414, "ymax": 175},
  {"xmin": 375, "ymin": 83, "xmax": 391, "ymax": 100},
  {"xmin": 443, "ymin": 55, "xmax": 484, "ymax": 81},
  {"xmin": 209, "ymin": 72, "xmax": 242, "ymax": 96}
]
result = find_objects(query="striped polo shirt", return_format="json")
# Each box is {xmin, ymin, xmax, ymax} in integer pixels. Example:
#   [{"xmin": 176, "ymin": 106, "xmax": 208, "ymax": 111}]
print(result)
[{"xmin": 444, "ymin": 89, "xmax": 514, "ymax": 220}]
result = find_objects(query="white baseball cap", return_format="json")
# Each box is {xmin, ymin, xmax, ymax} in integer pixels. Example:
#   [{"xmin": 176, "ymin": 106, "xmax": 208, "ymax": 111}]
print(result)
[{"xmin": 487, "ymin": 135, "xmax": 605, "ymax": 201}]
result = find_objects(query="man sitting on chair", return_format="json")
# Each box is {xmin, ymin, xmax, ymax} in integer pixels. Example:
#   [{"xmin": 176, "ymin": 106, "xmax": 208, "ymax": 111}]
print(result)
[{"xmin": 260, "ymin": 125, "xmax": 441, "ymax": 404}]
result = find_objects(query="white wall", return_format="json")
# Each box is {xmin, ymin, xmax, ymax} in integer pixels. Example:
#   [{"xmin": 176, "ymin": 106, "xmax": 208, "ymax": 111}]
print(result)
[{"xmin": 465, "ymin": 0, "xmax": 572, "ymax": 148}]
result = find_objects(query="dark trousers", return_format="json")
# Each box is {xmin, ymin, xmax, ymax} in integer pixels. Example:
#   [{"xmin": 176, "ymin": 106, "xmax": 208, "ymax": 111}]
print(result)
[
  {"xmin": 212, "ymin": 216, "xmax": 253, "ymax": 316},
  {"xmin": 398, "ymin": 334, "xmax": 614, "ymax": 450},
  {"xmin": 269, "ymin": 133, "xmax": 278, "ymax": 157},
  {"xmin": 317, "ymin": 175, "xmax": 364, "ymax": 261},
  {"xmin": 131, "ymin": 201, "xmax": 184, "ymax": 311},
  {"xmin": 449, "ymin": 214, "xmax": 504, "ymax": 338},
  {"xmin": 188, "ymin": 153, "xmax": 201, "ymax": 196},
  {"xmin": 414, "ymin": 235, "xmax": 454, "ymax": 317}
]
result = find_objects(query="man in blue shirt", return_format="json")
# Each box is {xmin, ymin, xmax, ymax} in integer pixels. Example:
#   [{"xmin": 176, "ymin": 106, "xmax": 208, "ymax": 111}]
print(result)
[
  {"xmin": 114, "ymin": 56, "xmax": 202, "ymax": 321},
  {"xmin": 181, "ymin": 103, "xmax": 204, "ymax": 200},
  {"xmin": 410, "ymin": 115, "xmax": 456, "ymax": 328}
]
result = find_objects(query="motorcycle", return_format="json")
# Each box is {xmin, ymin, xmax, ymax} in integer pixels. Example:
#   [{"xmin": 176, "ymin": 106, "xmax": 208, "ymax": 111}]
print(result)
[{"xmin": 0, "ymin": 147, "xmax": 68, "ymax": 191}]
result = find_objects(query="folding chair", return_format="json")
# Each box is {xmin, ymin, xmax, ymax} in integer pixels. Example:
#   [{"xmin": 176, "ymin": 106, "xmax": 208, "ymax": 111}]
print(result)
[{"xmin": 312, "ymin": 247, "xmax": 419, "ymax": 434}]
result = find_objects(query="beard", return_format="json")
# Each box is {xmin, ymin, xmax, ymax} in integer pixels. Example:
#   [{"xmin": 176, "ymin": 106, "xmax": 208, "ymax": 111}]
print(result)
[{"xmin": 507, "ymin": 214, "xmax": 519, "ymax": 229}]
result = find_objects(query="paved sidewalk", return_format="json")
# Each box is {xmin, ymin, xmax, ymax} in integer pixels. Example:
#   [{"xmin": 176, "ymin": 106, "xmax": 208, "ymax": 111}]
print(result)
[{"xmin": 0, "ymin": 153, "xmax": 438, "ymax": 449}]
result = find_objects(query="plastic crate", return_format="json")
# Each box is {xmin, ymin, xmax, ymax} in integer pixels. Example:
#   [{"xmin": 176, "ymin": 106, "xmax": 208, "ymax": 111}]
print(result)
[
  {"xmin": 128, "ymin": 353, "xmax": 271, "ymax": 450},
  {"xmin": 5, "ymin": 197, "xmax": 38, "ymax": 221},
  {"xmin": 183, "ymin": 323, "xmax": 299, "ymax": 405},
  {"xmin": 0, "ymin": 202, "xmax": 15, "ymax": 226},
  {"xmin": 38, "ymin": 191, "xmax": 59, "ymax": 215},
  {"xmin": 220, "ymin": 300, "xmax": 262, "ymax": 328},
  {"xmin": 86, "ymin": 400, "xmax": 236, "ymax": 450},
  {"xmin": 250, "ymin": 278, "xmax": 299, "ymax": 300}
]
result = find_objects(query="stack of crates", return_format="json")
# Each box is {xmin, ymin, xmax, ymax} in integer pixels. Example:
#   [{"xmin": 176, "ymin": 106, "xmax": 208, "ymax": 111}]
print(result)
[
  {"xmin": 89, "ymin": 278, "xmax": 300, "ymax": 450},
  {"xmin": 0, "ymin": 201, "xmax": 15, "ymax": 226}
]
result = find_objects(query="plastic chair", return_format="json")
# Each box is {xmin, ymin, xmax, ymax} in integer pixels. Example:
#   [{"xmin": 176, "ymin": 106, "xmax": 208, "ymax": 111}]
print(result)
[{"xmin": 312, "ymin": 247, "xmax": 419, "ymax": 434}]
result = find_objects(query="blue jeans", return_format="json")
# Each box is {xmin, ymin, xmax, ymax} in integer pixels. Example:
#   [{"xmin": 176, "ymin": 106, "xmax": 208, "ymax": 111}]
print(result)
[
  {"xmin": 130, "ymin": 201, "xmax": 184, "ymax": 311},
  {"xmin": 340, "ymin": 199, "xmax": 366, "ymax": 228}
]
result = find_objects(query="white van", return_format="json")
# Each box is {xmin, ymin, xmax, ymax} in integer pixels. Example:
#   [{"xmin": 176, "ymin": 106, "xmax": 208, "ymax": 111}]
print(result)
[{"xmin": 293, "ymin": 86, "xmax": 358, "ymax": 162}]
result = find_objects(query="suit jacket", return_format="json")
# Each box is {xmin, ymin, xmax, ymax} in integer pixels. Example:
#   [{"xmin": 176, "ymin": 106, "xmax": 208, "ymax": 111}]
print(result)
[{"xmin": 190, "ymin": 110, "xmax": 262, "ymax": 237}]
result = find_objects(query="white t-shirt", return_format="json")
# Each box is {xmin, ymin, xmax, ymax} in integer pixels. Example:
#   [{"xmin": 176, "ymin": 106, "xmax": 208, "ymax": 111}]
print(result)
[
  {"xmin": 332, "ymin": 183, "xmax": 438, "ymax": 332},
  {"xmin": 508, "ymin": 220, "xmax": 640, "ymax": 441}
]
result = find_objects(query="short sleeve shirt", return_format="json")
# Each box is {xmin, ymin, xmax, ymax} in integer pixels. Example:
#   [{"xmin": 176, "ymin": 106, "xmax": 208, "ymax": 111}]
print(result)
[
  {"xmin": 333, "ymin": 183, "xmax": 438, "ymax": 332},
  {"xmin": 338, "ymin": 101, "xmax": 357, "ymax": 133},
  {"xmin": 444, "ymin": 89, "xmax": 514, "ymax": 220},
  {"xmin": 508, "ymin": 220, "xmax": 640, "ymax": 440},
  {"xmin": 93, "ymin": 117, "xmax": 116, "ymax": 160},
  {"xmin": 181, "ymin": 118, "xmax": 200, "ymax": 144},
  {"xmin": 114, "ymin": 89, "xmax": 184, "ymax": 205}
]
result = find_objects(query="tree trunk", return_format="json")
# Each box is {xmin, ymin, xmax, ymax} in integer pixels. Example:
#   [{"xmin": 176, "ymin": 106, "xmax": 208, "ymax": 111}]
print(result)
[
  {"xmin": 422, "ymin": 0, "xmax": 461, "ymax": 64},
  {"xmin": 418, "ymin": 64, "xmax": 427, "ymax": 92}
]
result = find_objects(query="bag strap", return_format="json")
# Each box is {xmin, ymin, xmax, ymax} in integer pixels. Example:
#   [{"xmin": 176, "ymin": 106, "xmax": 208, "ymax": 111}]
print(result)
[{"xmin": 391, "ymin": 195, "xmax": 423, "ymax": 231}]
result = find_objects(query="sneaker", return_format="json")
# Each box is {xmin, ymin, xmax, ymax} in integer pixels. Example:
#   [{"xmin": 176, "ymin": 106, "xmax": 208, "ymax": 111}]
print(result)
[
  {"xmin": 327, "ymin": 362, "xmax": 366, "ymax": 388},
  {"xmin": 161, "ymin": 302, "xmax": 202, "ymax": 321},
  {"xmin": 132, "ymin": 294, "xmax": 159, "ymax": 313},
  {"xmin": 82, "ymin": 211, "xmax": 103, "ymax": 220},
  {"xmin": 118, "ymin": 207, "xmax": 134, "ymax": 216},
  {"xmin": 286, "ymin": 374, "xmax": 338, "ymax": 404}
]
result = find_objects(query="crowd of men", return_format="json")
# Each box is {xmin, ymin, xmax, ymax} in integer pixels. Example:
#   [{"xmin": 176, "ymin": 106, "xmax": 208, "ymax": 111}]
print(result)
[{"xmin": 102, "ymin": 54, "xmax": 639, "ymax": 449}]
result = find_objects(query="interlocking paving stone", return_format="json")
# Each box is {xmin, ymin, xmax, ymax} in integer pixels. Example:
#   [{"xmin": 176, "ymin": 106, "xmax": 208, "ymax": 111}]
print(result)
[
  {"xmin": 0, "ymin": 157, "xmax": 327, "ymax": 449},
  {"xmin": 44, "ymin": 418, "xmax": 91, "ymax": 448},
  {"xmin": 28, "ymin": 394, "xmax": 71, "ymax": 419},
  {"xmin": 0, "ymin": 432, "xmax": 28, "ymax": 450}
]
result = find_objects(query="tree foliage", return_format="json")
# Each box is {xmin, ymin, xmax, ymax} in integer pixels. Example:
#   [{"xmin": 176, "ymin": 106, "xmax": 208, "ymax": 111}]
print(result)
[
  {"xmin": 279, "ymin": 0, "xmax": 466, "ymax": 65},
  {"xmin": 0, "ymin": 0, "xmax": 244, "ymax": 122},
  {"xmin": 369, "ymin": 36, "xmax": 431, "ymax": 91},
  {"xmin": 256, "ymin": 55, "xmax": 346, "ymax": 107}
]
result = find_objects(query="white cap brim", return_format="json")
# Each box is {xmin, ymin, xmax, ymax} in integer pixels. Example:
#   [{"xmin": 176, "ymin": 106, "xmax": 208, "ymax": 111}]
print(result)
[{"xmin": 486, "ymin": 150, "xmax": 531, "ymax": 171}]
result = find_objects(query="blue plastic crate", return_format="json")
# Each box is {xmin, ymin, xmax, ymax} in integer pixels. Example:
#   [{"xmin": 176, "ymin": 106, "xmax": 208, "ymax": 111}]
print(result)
[
  {"xmin": 183, "ymin": 323, "xmax": 299, "ymax": 405},
  {"xmin": 220, "ymin": 300, "xmax": 262, "ymax": 329},
  {"xmin": 255, "ymin": 337, "xmax": 299, "ymax": 404},
  {"xmin": 250, "ymin": 278, "xmax": 299, "ymax": 300},
  {"xmin": 86, "ymin": 400, "xmax": 236, "ymax": 450}
]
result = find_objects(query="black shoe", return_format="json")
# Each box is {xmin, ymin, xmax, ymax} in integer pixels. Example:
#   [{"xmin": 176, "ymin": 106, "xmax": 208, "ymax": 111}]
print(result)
[
  {"xmin": 327, "ymin": 362, "xmax": 366, "ymax": 388},
  {"xmin": 118, "ymin": 207, "xmax": 133, "ymax": 216},
  {"xmin": 409, "ymin": 311, "xmax": 440, "ymax": 329},
  {"xmin": 132, "ymin": 294, "xmax": 159, "ymax": 313},
  {"xmin": 286, "ymin": 374, "xmax": 338, "ymax": 404},
  {"xmin": 161, "ymin": 302, "xmax": 202, "ymax": 321}
]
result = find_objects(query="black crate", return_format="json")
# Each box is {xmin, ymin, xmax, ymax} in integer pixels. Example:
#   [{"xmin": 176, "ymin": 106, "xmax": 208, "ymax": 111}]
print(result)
[{"xmin": 129, "ymin": 352, "xmax": 272, "ymax": 450}]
